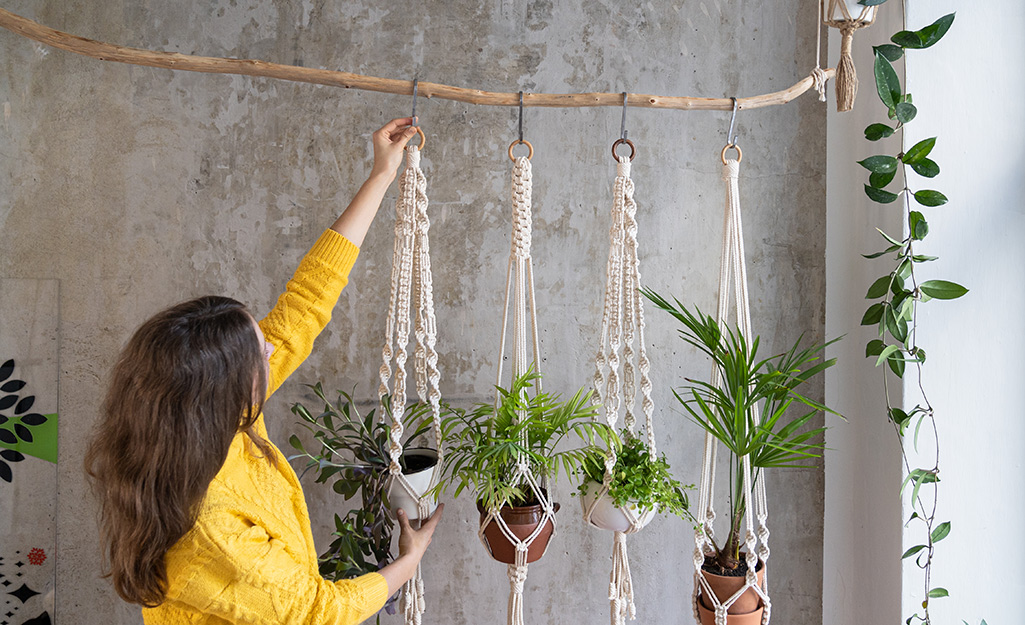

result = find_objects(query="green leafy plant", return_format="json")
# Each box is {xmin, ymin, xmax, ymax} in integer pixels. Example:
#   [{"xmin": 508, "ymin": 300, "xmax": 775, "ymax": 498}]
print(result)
[
  {"xmin": 289, "ymin": 385, "xmax": 452, "ymax": 619},
  {"xmin": 577, "ymin": 430, "xmax": 693, "ymax": 520},
  {"xmin": 856, "ymin": 5, "xmax": 963, "ymax": 624},
  {"xmin": 436, "ymin": 366, "xmax": 615, "ymax": 513},
  {"xmin": 643, "ymin": 289, "xmax": 840, "ymax": 573}
]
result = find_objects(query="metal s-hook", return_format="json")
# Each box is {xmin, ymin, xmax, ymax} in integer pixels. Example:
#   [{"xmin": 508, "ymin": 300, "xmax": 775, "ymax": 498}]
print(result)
[
  {"xmin": 411, "ymin": 78, "xmax": 419, "ymax": 124},
  {"xmin": 611, "ymin": 91, "xmax": 636, "ymax": 162},
  {"xmin": 518, "ymin": 91, "xmax": 524, "ymax": 142},
  {"xmin": 726, "ymin": 97, "xmax": 740, "ymax": 146},
  {"xmin": 722, "ymin": 96, "xmax": 742, "ymax": 164},
  {"xmin": 620, "ymin": 92, "xmax": 629, "ymax": 141},
  {"xmin": 405, "ymin": 77, "xmax": 426, "ymax": 152},
  {"xmin": 508, "ymin": 91, "xmax": 533, "ymax": 161}
]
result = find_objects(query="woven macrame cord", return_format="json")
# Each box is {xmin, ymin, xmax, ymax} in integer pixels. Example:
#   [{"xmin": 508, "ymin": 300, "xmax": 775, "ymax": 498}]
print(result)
[
  {"xmin": 691, "ymin": 155, "xmax": 771, "ymax": 625},
  {"xmin": 378, "ymin": 145, "xmax": 444, "ymax": 625},
  {"xmin": 584, "ymin": 155, "xmax": 657, "ymax": 625},
  {"xmin": 481, "ymin": 153, "xmax": 556, "ymax": 625}
]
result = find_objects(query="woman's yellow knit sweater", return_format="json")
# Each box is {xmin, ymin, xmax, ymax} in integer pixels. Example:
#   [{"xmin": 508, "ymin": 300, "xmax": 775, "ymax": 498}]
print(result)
[{"xmin": 142, "ymin": 229, "xmax": 390, "ymax": 625}]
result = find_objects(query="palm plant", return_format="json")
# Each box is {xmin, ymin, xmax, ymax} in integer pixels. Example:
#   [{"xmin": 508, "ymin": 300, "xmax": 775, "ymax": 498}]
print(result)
[
  {"xmin": 436, "ymin": 366, "xmax": 615, "ymax": 513},
  {"xmin": 642, "ymin": 288, "xmax": 840, "ymax": 573}
]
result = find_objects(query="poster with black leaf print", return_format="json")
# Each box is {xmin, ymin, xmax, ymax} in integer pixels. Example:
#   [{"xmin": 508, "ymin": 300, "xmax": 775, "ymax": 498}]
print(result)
[{"xmin": 0, "ymin": 279, "xmax": 58, "ymax": 625}]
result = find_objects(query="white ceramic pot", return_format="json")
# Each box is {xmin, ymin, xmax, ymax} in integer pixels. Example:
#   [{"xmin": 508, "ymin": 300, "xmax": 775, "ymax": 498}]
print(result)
[
  {"xmin": 387, "ymin": 448, "xmax": 439, "ymax": 521},
  {"xmin": 579, "ymin": 478, "xmax": 657, "ymax": 533}
]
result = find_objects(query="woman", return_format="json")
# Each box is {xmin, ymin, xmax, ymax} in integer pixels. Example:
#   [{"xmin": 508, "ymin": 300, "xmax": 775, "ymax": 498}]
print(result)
[{"xmin": 85, "ymin": 117, "xmax": 443, "ymax": 624}]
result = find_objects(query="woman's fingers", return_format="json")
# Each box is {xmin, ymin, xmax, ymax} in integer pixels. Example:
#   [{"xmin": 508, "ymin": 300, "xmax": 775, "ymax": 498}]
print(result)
[{"xmin": 421, "ymin": 503, "xmax": 444, "ymax": 532}]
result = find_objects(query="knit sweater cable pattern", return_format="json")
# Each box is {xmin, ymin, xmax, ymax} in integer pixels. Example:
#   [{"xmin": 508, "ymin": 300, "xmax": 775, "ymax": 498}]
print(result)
[{"xmin": 142, "ymin": 229, "xmax": 390, "ymax": 625}]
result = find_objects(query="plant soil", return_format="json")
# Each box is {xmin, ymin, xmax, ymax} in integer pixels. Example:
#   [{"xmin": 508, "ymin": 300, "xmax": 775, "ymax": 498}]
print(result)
[
  {"xmin": 702, "ymin": 553, "xmax": 762, "ymax": 578},
  {"xmin": 400, "ymin": 449, "xmax": 437, "ymax": 474}
]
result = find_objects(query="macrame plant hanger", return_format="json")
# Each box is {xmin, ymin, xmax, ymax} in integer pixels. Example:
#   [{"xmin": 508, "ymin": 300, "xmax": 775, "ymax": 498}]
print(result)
[
  {"xmin": 378, "ymin": 80, "xmax": 445, "ymax": 625},
  {"xmin": 479, "ymin": 93, "xmax": 556, "ymax": 625},
  {"xmin": 584, "ymin": 93, "xmax": 658, "ymax": 625},
  {"xmin": 692, "ymin": 101, "xmax": 772, "ymax": 625}
]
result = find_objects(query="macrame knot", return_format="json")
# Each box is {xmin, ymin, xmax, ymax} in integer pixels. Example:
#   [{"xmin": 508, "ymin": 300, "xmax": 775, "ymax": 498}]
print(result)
[
  {"xmin": 616, "ymin": 158, "xmax": 631, "ymax": 178},
  {"xmin": 811, "ymin": 66, "xmax": 828, "ymax": 102},
  {"xmin": 721, "ymin": 159, "xmax": 740, "ymax": 181},
  {"xmin": 407, "ymin": 145, "xmax": 421, "ymax": 168}
]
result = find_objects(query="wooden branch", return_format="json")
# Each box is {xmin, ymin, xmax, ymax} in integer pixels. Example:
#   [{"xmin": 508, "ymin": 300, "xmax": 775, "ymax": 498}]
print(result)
[{"xmin": 0, "ymin": 7, "xmax": 834, "ymax": 112}]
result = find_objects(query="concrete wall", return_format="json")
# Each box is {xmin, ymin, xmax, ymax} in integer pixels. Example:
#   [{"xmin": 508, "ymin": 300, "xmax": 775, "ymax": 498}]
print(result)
[{"xmin": 0, "ymin": 1, "xmax": 828, "ymax": 623}]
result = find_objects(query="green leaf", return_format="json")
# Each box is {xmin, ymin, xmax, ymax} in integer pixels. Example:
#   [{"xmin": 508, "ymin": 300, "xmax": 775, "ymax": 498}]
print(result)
[
  {"xmin": 858, "ymin": 155, "xmax": 899, "ymax": 174},
  {"xmin": 866, "ymin": 276, "xmax": 891, "ymax": 299},
  {"xmin": 903, "ymin": 137, "xmax": 936, "ymax": 164},
  {"xmin": 865, "ymin": 185, "xmax": 899, "ymax": 204},
  {"xmin": 918, "ymin": 13, "xmax": 955, "ymax": 49},
  {"xmin": 869, "ymin": 170, "xmax": 896, "ymax": 189},
  {"xmin": 865, "ymin": 339, "xmax": 885, "ymax": 358},
  {"xmin": 289, "ymin": 434, "xmax": 305, "ymax": 451},
  {"xmin": 874, "ymin": 51, "xmax": 902, "ymax": 110},
  {"xmin": 860, "ymin": 0, "xmax": 889, "ymax": 6},
  {"xmin": 873, "ymin": 44, "xmax": 904, "ymax": 62},
  {"xmin": 875, "ymin": 344, "xmax": 902, "ymax": 367},
  {"xmin": 863, "ymin": 243, "xmax": 901, "ymax": 259},
  {"xmin": 912, "ymin": 254, "xmax": 938, "ymax": 263},
  {"xmin": 888, "ymin": 353, "xmax": 906, "ymax": 378},
  {"xmin": 927, "ymin": 588, "xmax": 949, "ymax": 599},
  {"xmin": 901, "ymin": 544, "xmax": 927, "ymax": 559},
  {"xmin": 920, "ymin": 280, "xmax": 968, "ymax": 300},
  {"xmin": 862, "ymin": 303, "xmax": 885, "ymax": 326},
  {"xmin": 914, "ymin": 190, "xmax": 948, "ymax": 207},
  {"xmin": 931, "ymin": 521, "xmax": 951, "ymax": 543},
  {"xmin": 895, "ymin": 102, "xmax": 918, "ymax": 124},
  {"xmin": 865, "ymin": 123, "xmax": 895, "ymax": 141},
  {"xmin": 891, "ymin": 30, "xmax": 924, "ymax": 49},
  {"xmin": 910, "ymin": 158, "xmax": 940, "ymax": 178},
  {"xmin": 909, "ymin": 211, "xmax": 929, "ymax": 240}
]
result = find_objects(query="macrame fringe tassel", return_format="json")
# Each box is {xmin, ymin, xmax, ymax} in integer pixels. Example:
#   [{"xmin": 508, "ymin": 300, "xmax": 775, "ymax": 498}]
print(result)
[
  {"xmin": 507, "ymin": 562, "xmax": 528, "ymax": 625},
  {"xmin": 402, "ymin": 565, "xmax": 425, "ymax": 625},
  {"xmin": 609, "ymin": 531, "xmax": 636, "ymax": 625},
  {"xmin": 835, "ymin": 27, "xmax": 858, "ymax": 112}
]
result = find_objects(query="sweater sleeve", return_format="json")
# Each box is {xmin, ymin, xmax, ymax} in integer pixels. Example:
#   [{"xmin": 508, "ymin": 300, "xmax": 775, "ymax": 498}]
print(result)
[
  {"xmin": 164, "ymin": 512, "xmax": 390, "ymax": 625},
  {"xmin": 258, "ymin": 229, "xmax": 360, "ymax": 398}
]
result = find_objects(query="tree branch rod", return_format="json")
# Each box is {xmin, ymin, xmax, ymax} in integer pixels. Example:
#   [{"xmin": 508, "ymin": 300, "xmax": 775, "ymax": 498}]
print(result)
[{"xmin": 0, "ymin": 8, "xmax": 834, "ymax": 112}]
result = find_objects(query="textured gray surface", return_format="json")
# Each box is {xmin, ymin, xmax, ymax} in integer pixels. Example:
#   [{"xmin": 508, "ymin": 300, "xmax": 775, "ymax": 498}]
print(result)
[{"xmin": 0, "ymin": 1, "xmax": 826, "ymax": 623}]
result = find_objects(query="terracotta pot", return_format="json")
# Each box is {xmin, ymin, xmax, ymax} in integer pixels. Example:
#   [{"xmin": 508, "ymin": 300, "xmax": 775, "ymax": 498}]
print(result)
[
  {"xmin": 578, "ymin": 478, "xmax": 657, "ymax": 533},
  {"xmin": 387, "ymin": 448, "xmax": 439, "ymax": 521},
  {"xmin": 476, "ymin": 497, "xmax": 561, "ymax": 564},
  {"xmin": 697, "ymin": 557, "xmax": 766, "ymax": 621}
]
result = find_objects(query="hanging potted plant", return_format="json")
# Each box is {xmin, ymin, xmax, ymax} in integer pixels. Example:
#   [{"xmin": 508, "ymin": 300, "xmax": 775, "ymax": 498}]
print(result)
[
  {"xmin": 577, "ymin": 430, "xmax": 693, "ymax": 532},
  {"xmin": 436, "ymin": 367, "xmax": 615, "ymax": 564},
  {"xmin": 288, "ymin": 384, "xmax": 459, "ymax": 618},
  {"xmin": 643, "ymin": 290, "xmax": 840, "ymax": 624}
]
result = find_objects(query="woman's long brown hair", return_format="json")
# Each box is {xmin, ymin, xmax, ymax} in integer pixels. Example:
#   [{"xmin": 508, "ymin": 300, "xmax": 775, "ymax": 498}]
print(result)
[{"xmin": 85, "ymin": 295, "xmax": 273, "ymax": 607}]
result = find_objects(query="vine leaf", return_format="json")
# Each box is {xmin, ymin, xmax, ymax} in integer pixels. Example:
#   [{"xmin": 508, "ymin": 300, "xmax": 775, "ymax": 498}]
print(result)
[
  {"xmin": 927, "ymin": 588, "xmax": 949, "ymax": 599},
  {"xmin": 873, "ymin": 44, "xmax": 904, "ymax": 62},
  {"xmin": 865, "ymin": 185, "xmax": 899, "ymax": 204},
  {"xmin": 914, "ymin": 190, "xmax": 948, "ymax": 207},
  {"xmin": 895, "ymin": 102, "xmax": 918, "ymax": 124},
  {"xmin": 869, "ymin": 170, "xmax": 896, "ymax": 189},
  {"xmin": 920, "ymin": 280, "xmax": 968, "ymax": 300},
  {"xmin": 917, "ymin": 13, "xmax": 956, "ymax": 49},
  {"xmin": 865, "ymin": 123, "xmax": 895, "ymax": 141},
  {"xmin": 866, "ymin": 276, "xmax": 891, "ymax": 299},
  {"xmin": 858, "ymin": 155, "xmax": 899, "ymax": 174},
  {"xmin": 910, "ymin": 158, "xmax": 940, "ymax": 178},
  {"xmin": 874, "ymin": 51, "xmax": 902, "ymax": 110},
  {"xmin": 862, "ymin": 303, "xmax": 886, "ymax": 326},
  {"xmin": 902, "ymin": 137, "xmax": 936, "ymax": 164},
  {"xmin": 931, "ymin": 521, "xmax": 951, "ymax": 543},
  {"xmin": 909, "ymin": 211, "xmax": 929, "ymax": 240},
  {"xmin": 902, "ymin": 544, "xmax": 927, "ymax": 559}
]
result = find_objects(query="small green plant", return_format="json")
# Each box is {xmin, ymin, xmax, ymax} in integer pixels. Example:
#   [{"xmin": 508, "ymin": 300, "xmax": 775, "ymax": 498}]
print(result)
[
  {"xmin": 289, "ymin": 385, "xmax": 451, "ymax": 619},
  {"xmin": 577, "ymin": 430, "xmax": 693, "ymax": 520},
  {"xmin": 643, "ymin": 289, "xmax": 840, "ymax": 573},
  {"xmin": 436, "ymin": 366, "xmax": 615, "ymax": 513}
]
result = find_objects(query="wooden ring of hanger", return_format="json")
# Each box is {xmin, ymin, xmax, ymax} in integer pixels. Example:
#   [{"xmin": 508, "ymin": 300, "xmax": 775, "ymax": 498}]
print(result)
[
  {"xmin": 721, "ymin": 143, "xmax": 742, "ymax": 165},
  {"xmin": 508, "ymin": 139, "xmax": 534, "ymax": 161},
  {"xmin": 611, "ymin": 138, "xmax": 636, "ymax": 162},
  {"xmin": 405, "ymin": 126, "xmax": 427, "ymax": 152}
]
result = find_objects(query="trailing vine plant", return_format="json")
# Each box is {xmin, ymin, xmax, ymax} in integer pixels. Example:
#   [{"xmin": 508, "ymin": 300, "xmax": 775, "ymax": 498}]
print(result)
[{"xmin": 854, "ymin": 3, "xmax": 974, "ymax": 624}]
